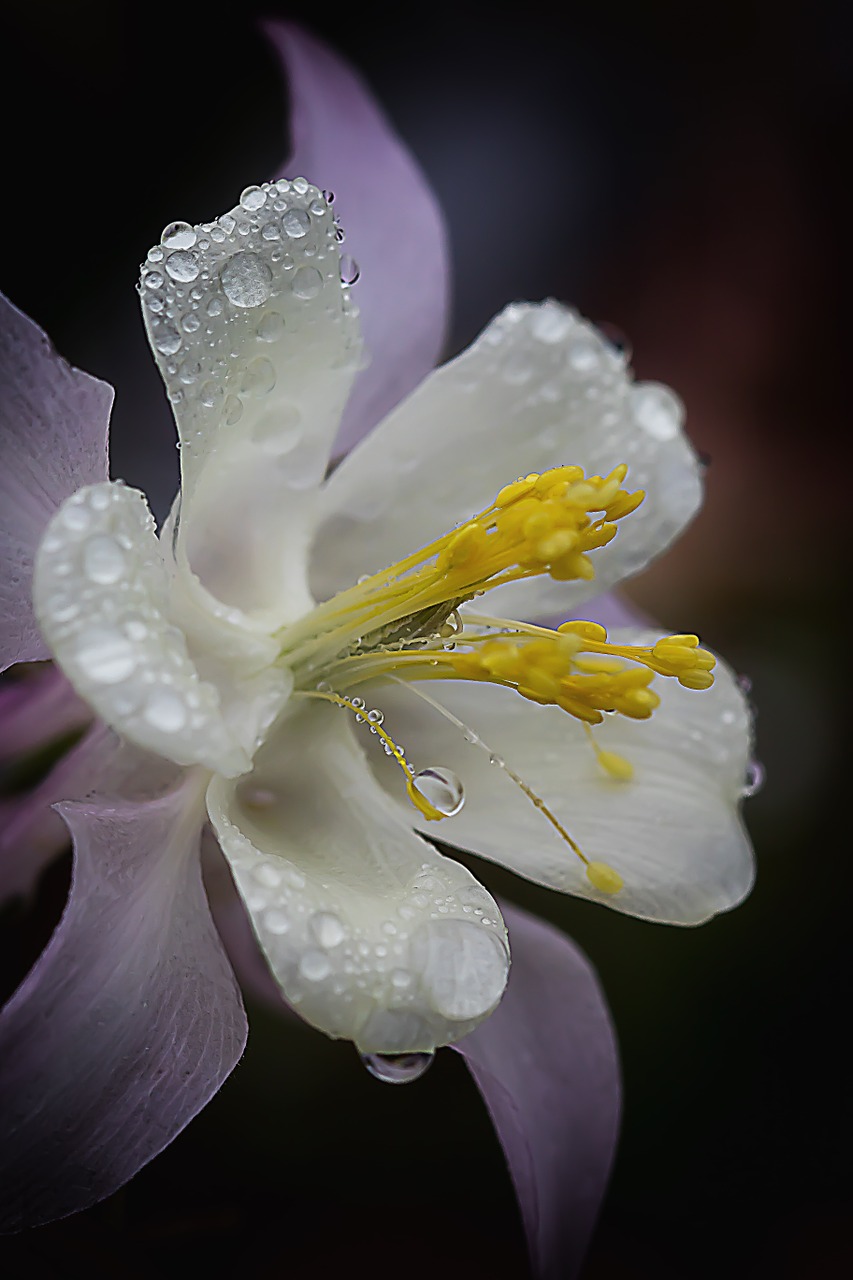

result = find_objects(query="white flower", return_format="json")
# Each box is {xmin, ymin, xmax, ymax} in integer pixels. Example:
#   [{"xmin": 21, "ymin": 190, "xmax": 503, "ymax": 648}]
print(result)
[{"xmin": 32, "ymin": 178, "xmax": 754, "ymax": 1056}]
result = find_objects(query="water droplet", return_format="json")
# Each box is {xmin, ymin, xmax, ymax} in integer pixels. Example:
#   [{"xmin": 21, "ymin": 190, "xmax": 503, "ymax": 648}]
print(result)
[
  {"xmin": 75, "ymin": 627, "xmax": 137, "ymax": 684},
  {"xmin": 597, "ymin": 321, "xmax": 632, "ymax": 360},
  {"xmin": 219, "ymin": 213, "xmax": 236, "ymax": 234},
  {"xmin": 161, "ymin": 221, "xmax": 197, "ymax": 250},
  {"xmin": 567, "ymin": 338, "xmax": 602, "ymax": 373},
  {"xmin": 737, "ymin": 674, "xmax": 753, "ymax": 696},
  {"xmin": 292, "ymin": 176, "xmax": 309, "ymax": 195},
  {"xmin": 292, "ymin": 266, "xmax": 323, "ymax": 300},
  {"xmin": 257, "ymin": 311, "xmax": 285, "ymax": 342},
  {"xmin": 322, "ymin": 189, "xmax": 335, "ymax": 204},
  {"xmin": 299, "ymin": 949, "xmax": 332, "ymax": 982},
  {"xmin": 220, "ymin": 251, "xmax": 272, "ymax": 308},
  {"xmin": 334, "ymin": 225, "xmax": 346, "ymax": 243},
  {"xmin": 360, "ymin": 1051, "xmax": 435, "ymax": 1084},
  {"xmin": 310, "ymin": 911, "xmax": 346, "ymax": 948},
  {"xmin": 366, "ymin": 708, "xmax": 384, "ymax": 734},
  {"xmin": 182, "ymin": 313, "xmax": 201, "ymax": 333},
  {"xmin": 240, "ymin": 356, "xmax": 276, "ymax": 397},
  {"xmin": 152, "ymin": 322, "xmax": 182, "ymax": 356},
  {"xmin": 281, "ymin": 208, "xmax": 310, "ymax": 238},
  {"xmin": 144, "ymin": 690, "xmax": 187, "ymax": 733},
  {"xmin": 147, "ymin": 245, "xmax": 165, "ymax": 264},
  {"xmin": 199, "ymin": 381, "xmax": 223, "ymax": 409},
  {"xmin": 239, "ymin": 185, "xmax": 267, "ymax": 211},
  {"xmin": 143, "ymin": 270, "xmax": 164, "ymax": 290},
  {"xmin": 206, "ymin": 297, "xmax": 224, "ymax": 317},
  {"xmin": 83, "ymin": 535, "xmax": 126, "ymax": 585},
  {"xmin": 631, "ymin": 383, "xmax": 684, "ymax": 441},
  {"xmin": 224, "ymin": 395, "xmax": 243, "ymax": 425},
  {"xmin": 165, "ymin": 250, "xmax": 199, "ymax": 283},
  {"xmin": 411, "ymin": 767, "xmax": 465, "ymax": 816},
  {"xmin": 339, "ymin": 254, "xmax": 360, "ymax": 284},
  {"xmin": 261, "ymin": 221, "xmax": 280, "ymax": 240},
  {"xmin": 742, "ymin": 760, "xmax": 764, "ymax": 798}
]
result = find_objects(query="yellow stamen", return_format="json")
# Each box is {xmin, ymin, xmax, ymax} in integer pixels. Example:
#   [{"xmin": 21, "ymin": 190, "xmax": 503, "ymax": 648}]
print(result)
[
  {"xmin": 299, "ymin": 689, "xmax": 446, "ymax": 822},
  {"xmin": 583, "ymin": 724, "xmax": 634, "ymax": 781},
  {"xmin": 586, "ymin": 862, "xmax": 625, "ymax": 894}
]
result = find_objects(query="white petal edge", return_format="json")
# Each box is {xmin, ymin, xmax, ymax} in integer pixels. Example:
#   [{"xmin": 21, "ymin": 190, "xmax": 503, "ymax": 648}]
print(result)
[
  {"xmin": 139, "ymin": 181, "xmax": 362, "ymax": 622},
  {"xmin": 310, "ymin": 300, "xmax": 702, "ymax": 621},
  {"xmin": 32, "ymin": 480, "xmax": 279, "ymax": 776},
  {"xmin": 206, "ymin": 703, "xmax": 510, "ymax": 1051},
  {"xmin": 368, "ymin": 629, "xmax": 755, "ymax": 925}
]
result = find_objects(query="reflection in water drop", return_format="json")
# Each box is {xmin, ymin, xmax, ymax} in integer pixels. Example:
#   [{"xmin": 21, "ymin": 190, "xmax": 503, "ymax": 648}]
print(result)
[
  {"xmin": 360, "ymin": 1051, "xmax": 435, "ymax": 1084},
  {"xmin": 411, "ymin": 766, "xmax": 465, "ymax": 816}
]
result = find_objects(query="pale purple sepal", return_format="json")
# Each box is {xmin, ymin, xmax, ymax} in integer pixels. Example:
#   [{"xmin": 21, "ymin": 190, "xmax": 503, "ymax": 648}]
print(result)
[
  {"xmin": 0, "ymin": 665, "xmax": 90, "ymax": 766},
  {"xmin": 0, "ymin": 722, "xmax": 114, "ymax": 905},
  {"xmin": 265, "ymin": 22, "xmax": 451, "ymax": 454},
  {"xmin": 0, "ymin": 777, "xmax": 247, "ymax": 1232},
  {"xmin": 0, "ymin": 292, "xmax": 112, "ymax": 672},
  {"xmin": 454, "ymin": 901, "xmax": 621, "ymax": 1280}
]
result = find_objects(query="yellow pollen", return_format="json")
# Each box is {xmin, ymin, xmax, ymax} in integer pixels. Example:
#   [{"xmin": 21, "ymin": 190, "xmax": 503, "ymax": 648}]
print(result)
[{"xmin": 586, "ymin": 862, "xmax": 624, "ymax": 894}]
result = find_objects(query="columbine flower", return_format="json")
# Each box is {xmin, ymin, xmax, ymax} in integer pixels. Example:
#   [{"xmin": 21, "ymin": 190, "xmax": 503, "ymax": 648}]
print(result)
[{"xmin": 0, "ymin": 23, "xmax": 755, "ymax": 1273}]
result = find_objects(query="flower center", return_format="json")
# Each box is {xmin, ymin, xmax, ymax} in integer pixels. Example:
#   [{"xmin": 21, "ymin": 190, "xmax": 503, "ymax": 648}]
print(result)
[{"xmin": 283, "ymin": 464, "xmax": 716, "ymax": 895}]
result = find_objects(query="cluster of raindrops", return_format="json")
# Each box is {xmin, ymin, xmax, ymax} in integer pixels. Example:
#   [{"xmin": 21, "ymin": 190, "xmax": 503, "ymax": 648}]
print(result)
[
  {"xmin": 34, "ymin": 482, "xmax": 248, "ymax": 775},
  {"xmin": 138, "ymin": 178, "xmax": 362, "ymax": 466},
  {"xmin": 219, "ymin": 786, "xmax": 509, "ymax": 1053}
]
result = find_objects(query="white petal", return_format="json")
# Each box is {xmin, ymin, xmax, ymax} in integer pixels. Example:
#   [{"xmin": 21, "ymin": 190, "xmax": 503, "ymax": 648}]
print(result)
[
  {"xmin": 368, "ymin": 630, "xmax": 755, "ymax": 925},
  {"xmin": 311, "ymin": 301, "xmax": 701, "ymax": 618},
  {"xmin": 139, "ymin": 183, "xmax": 362, "ymax": 620},
  {"xmin": 206, "ymin": 704, "xmax": 510, "ymax": 1051},
  {"xmin": 32, "ymin": 481, "xmax": 283, "ymax": 776}
]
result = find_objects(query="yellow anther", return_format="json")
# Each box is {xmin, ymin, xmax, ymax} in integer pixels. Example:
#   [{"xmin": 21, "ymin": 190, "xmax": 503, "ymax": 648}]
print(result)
[
  {"xmin": 436, "ymin": 521, "xmax": 488, "ymax": 574},
  {"xmin": 559, "ymin": 620, "xmax": 608, "ymax": 642},
  {"xmin": 677, "ymin": 669, "xmax": 715, "ymax": 690},
  {"xmin": 606, "ymin": 489, "xmax": 645, "ymax": 520},
  {"xmin": 583, "ymin": 522, "xmax": 618, "ymax": 550},
  {"xmin": 536, "ymin": 530, "xmax": 577, "ymax": 562},
  {"xmin": 495, "ymin": 477, "xmax": 537, "ymax": 508},
  {"xmin": 586, "ymin": 861, "xmax": 624, "ymax": 894},
  {"xmin": 597, "ymin": 750, "xmax": 634, "ymax": 781},
  {"xmin": 550, "ymin": 551, "xmax": 595, "ymax": 581}
]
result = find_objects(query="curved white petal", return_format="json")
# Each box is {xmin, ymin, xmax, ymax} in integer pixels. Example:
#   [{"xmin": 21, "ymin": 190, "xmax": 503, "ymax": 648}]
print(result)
[
  {"xmin": 368, "ymin": 630, "xmax": 755, "ymax": 925},
  {"xmin": 207, "ymin": 704, "xmax": 509, "ymax": 1052},
  {"xmin": 32, "ymin": 481, "xmax": 288, "ymax": 776},
  {"xmin": 139, "ymin": 182, "xmax": 362, "ymax": 621},
  {"xmin": 311, "ymin": 301, "xmax": 701, "ymax": 619}
]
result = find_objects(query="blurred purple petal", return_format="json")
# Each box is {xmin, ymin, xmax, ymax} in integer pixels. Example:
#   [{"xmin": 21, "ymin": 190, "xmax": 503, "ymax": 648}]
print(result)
[
  {"xmin": 0, "ymin": 776, "xmax": 247, "ymax": 1231},
  {"xmin": 454, "ymin": 902, "xmax": 620, "ymax": 1280},
  {"xmin": 265, "ymin": 22, "xmax": 450, "ymax": 453},
  {"xmin": 0, "ymin": 723, "xmax": 114, "ymax": 904},
  {"xmin": 0, "ymin": 665, "xmax": 90, "ymax": 766},
  {"xmin": 0, "ymin": 292, "xmax": 112, "ymax": 672}
]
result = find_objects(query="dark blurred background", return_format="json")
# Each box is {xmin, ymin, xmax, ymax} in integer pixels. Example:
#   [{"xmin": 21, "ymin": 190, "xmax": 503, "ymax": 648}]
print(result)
[{"xmin": 1, "ymin": 0, "xmax": 850, "ymax": 1276}]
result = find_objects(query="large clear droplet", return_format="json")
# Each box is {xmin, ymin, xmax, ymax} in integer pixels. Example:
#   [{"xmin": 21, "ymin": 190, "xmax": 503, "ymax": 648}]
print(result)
[
  {"xmin": 220, "ymin": 251, "xmax": 272, "ymax": 308},
  {"xmin": 360, "ymin": 1051, "xmax": 435, "ymax": 1085},
  {"xmin": 161, "ymin": 220, "xmax": 197, "ymax": 250},
  {"xmin": 411, "ymin": 767, "xmax": 465, "ymax": 816}
]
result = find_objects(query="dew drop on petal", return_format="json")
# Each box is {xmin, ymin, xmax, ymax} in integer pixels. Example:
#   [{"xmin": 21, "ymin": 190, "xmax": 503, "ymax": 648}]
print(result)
[
  {"xmin": 82, "ymin": 534, "xmax": 126, "ymax": 585},
  {"xmin": 220, "ymin": 251, "xmax": 272, "ymax": 308},
  {"xmin": 299, "ymin": 950, "xmax": 333, "ymax": 982},
  {"xmin": 411, "ymin": 767, "xmax": 465, "ymax": 816},
  {"xmin": 239, "ymin": 185, "xmax": 267, "ymax": 211},
  {"xmin": 281, "ymin": 208, "xmax": 310, "ymax": 239},
  {"xmin": 161, "ymin": 220, "xmax": 197, "ymax": 250},
  {"xmin": 631, "ymin": 383, "xmax": 684, "ymax": 441},
  {"xmin": 143, "ymin": 689, "xmax": 188, "ymax": 733},
  {"xmin": 291, "ymin": 266, "xmax": 323, "ymax": 300},
  {"xmin": 360, "ymin": 1051, "xmax": 435, "ymax": 1084},
  {"xmin": 75, "ymin": 627, "xmax": 137, "ymax": 684},
  {"xmin": 165, "ymin": 250, "xmax": 200, "ymax": 283},
  {"xmin": 310, "ymin": 911, "xmax": 346, "ymax": 948}
]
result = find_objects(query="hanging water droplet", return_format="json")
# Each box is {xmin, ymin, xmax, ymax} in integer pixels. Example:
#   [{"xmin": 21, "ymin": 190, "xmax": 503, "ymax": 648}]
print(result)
[
  {"xmin": 239, "ymin": 184, "xmax": 267, "ymax": 211},
  {"xmin": 411, "ymin": 767, "xmax": 465, "ymax": 816},
  {"xmin": 366, "ymin": 708, "xmax": 384, "ymax": 734},
  {"xmin": 334, "ymin": 225, "xmax": 346, "ymax": 243},
  {"xmin": 360, "ymin": 1050, "xmax": 435, "ymax": 1084},
  {"xmin": 322, "ymin": 189, "xmax": 335, "ymax": 204},
  {"xmin": 161, "ymin": 220, "xmax": 197, "ymax": 250},
  {"xmin": 742, "ymin": 760, "xmax": 765, "ymax": 798},
  {"xmin": 597, "ymin": 321, "xmax": 632, "ymax": 361},
  {"xmin": 292, "ymin": 176, "xmax": 309, "ymax": 195},
  {"xmin": 220, "ymin": 251, "xmax": 272, "ymax": 308},
  {"xmin": 351, "ymin": 695, "xmax": 366, "ymax": 723},
  {"xmin": 339, "ymin": 254, "xmax": 360, "ymax": 284}
]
